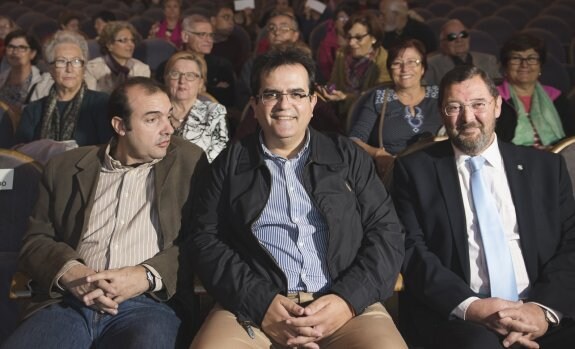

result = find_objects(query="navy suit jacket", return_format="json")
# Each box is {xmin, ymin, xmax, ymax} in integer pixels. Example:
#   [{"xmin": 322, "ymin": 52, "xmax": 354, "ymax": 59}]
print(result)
[{"xmin": 393, "ymin": 139, "xmax": 575, "ymax": 345}]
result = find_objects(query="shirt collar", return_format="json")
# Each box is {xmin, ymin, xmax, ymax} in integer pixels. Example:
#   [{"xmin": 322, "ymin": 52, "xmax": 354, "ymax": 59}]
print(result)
[
  {"xmin": 103, "ymin": 141, "xmax": 161, "ymax": 171},
  {"xmin": 259, "ymin": 129, "xmax": 311, "ymax": 161}
]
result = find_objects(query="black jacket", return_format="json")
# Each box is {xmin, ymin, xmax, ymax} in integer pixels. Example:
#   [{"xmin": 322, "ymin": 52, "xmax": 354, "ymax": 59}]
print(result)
[{"xmin": 188, "ymin": 128, "xmax": 404, "ymax": 326}]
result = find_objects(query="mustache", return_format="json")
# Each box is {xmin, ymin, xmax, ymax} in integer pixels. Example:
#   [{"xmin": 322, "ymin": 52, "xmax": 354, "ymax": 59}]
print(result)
[{"xmin": 457, "ymin": 121, "xmax": 482, "ymax": 131}]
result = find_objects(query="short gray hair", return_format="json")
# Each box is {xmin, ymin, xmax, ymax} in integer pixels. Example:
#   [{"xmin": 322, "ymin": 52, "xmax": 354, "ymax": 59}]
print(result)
[
  {"xmin": 182, "ymin": 14, "xmax": 211, "ymax": 31},
  {"xmin": 43, "ymin": 30, "xmax": 89, "ymax": 63}
]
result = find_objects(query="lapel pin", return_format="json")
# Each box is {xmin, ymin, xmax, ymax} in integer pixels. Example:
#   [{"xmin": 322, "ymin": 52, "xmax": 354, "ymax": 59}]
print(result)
[{"xmin": 517, "ymin": 164, "xmax": 524, "ymax": 171}]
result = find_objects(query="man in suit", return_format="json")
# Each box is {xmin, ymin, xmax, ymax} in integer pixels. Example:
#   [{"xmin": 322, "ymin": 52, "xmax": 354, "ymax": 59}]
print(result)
[
  {"xmin": 425, "ymin": 19, "xmax": 501, "ymax": 85},
  {"xmin": 2, "ymin": 77, "xmax": 208, "ymax": 348},
  {"xmin": 393, "ymin": 65, "xmax": 575, "ymax": 349}
]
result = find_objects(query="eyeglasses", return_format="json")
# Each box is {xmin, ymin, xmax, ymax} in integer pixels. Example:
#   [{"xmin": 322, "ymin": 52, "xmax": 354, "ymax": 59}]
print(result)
[
  {"xmin": 390, "ymin": 59, "xmax": 421, "ymax": 70},
  {"xmin": 444, "ymin": 99, "xmax": 494, "ymax": 117},
  {"xmin": 257, "ymin": 91, "xmax": 312, "ymax": 106},
  {"xmin": 444, "ymin": 30, "xmax": 469, "ymax": 42},
  {"xmin": 115, "ymin": 37, "xmax": 136, "ymax": 44},
  {"xmin": 346, "ymin": 32, "xmax": 369, "ymax": 42},
  {"xmin": 267, "ymin": 25, "xmax": 296, "ymax": 34},
  {"xmin": 187, "ymin": 31, "xmax": 215, "ymax": 40},
  {"xmin": 51, "ymin": 58, "xmax": 85, "ymax": 68},
  {"xmin": 336, "ymin": 16, "xmax": 349, "ymax": 22},
  {"xmin": 508, "ymin": 55, "xmax": 540, "ymax": 65},
  {"xmin": 6, "ymin": 44, "xmax": 30, "ymax": 53},
  {"xmin": 167, "ymin": 71, "xmax": 201, "ymax": 81}
]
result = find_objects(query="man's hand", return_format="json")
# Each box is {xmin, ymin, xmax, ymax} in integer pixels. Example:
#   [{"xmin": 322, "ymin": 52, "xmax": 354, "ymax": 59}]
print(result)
[
  {"xmin": 85, "ymin": 265, "xmax": 150, "ymax": 305},
  {"xmin": 286, "ymin": 294, "xmax": 354, "ymax": 346},
  {"xmin": 60, "ymin": 264, "xmax": 118, "ymax": 314},
  {"xmin": 261, "ymin": 295, "xmax": 321, "ymax": 348},
  {"xmin": 498, "ymin": 303, "xmax": 548, "ymax": 348}
]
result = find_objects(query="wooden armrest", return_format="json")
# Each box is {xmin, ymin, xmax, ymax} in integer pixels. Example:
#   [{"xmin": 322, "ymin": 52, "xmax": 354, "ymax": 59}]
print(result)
[
  {"xmin": 394, "ymin": 273, "xmax": 404, "ymax": 292},
  {"xmin": 9, "ymin": 272, "xmax": 32, "ymax": 299}
]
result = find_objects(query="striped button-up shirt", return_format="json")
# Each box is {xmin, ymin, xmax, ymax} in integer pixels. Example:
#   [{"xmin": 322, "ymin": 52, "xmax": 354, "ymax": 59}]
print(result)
[{"xmin": 252, "ymin": 132, "xmax": 332, "ymax": 293}]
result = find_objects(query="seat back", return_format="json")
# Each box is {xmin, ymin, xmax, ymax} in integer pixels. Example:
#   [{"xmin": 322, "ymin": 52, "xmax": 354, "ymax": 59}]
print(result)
[
  {"xmin": 133, "ymin": 38, "xmax": 177, "ymax": 74},
  {"xmin": 0, "ymin": 150, "xmax": 42, "ymax": 343},
  {"xmin": 468, "ymin": 29, "xmax": 499, "ymax": 57},
  {"xmin": 473, "ymin": 16, "xmax": 516, "ymax": 47},
  {"xmin": 446, "ymin": 7, "xmax": 482, "ymax": 28},
  {"xmin": 550, "ymin": 136, "xmax": 575, "ymax": 195}
]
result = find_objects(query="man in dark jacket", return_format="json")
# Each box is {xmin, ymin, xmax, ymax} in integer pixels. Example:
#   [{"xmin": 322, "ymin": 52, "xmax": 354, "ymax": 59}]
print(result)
[{"xmin": 188, "ymin": 47, "xmax": 407, "ymax": 348}]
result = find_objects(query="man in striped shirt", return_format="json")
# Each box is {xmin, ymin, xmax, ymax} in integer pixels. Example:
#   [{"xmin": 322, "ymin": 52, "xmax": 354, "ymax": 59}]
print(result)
[
  {"xmin": 3, "ymin": 77, "xmax": 208, "ymax": 349},
  {"xmin": 189, "ymin": 47, "xmax": 407, "ymax": 348}
]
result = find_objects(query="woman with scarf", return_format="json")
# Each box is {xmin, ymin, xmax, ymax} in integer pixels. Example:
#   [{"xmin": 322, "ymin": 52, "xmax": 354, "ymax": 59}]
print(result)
[
  {"xmin": 15, "ymin": 30, "xmax": 112, "ymax": 147},
  {"xmin": 317, "ymin": 11, "xmax": 391, "ymax": 120},
  {"xmin": 148, "ymin": 0, "xmax": 183, "ymax": 49},
  {"xmin": 496, "ymin": 32, "xmax": 575, "ymax": 148},
  {"xmin": 164, "ymin": 51, "xmax": 228, "ymax": 162},
  {"xmin": 85, "ymin": 21, "xmax": 150, "ymax": 94}
]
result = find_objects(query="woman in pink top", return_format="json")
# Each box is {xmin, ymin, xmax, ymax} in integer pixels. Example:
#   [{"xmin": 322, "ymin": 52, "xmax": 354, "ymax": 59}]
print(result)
[{"xmin": 149, "ymin": 0, "xmax": 183, "ymax": 49}]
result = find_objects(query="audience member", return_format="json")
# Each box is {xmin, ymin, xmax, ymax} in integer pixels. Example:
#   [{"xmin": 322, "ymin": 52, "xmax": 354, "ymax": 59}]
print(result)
[
  {"xmin": 149, "ymin": 0, "xmax": 184, "ymax": 49},
  {"xmin": 58, "ymin": 11, "xmax": 82, "ymax": 33},
  {"xmin": 237, "ymin": 10, "xmax": 300, "ymax": 110},
  {"xmin": 350, "ymin": 39, "xmax": 442, "ymax": 180},
  {"xmin": 1, "ymin": 77, "xmax": 208, "ymax": 349},
  {"xmin": 0, "ymin": 16, "xmax": 18, "ymax": 74},
  {"xmin": 164, "ymin": 51, "xmax": 228, "ymax": 162},
  {"xmin": 0, "ymin": 30, "xmax": 42, "ymax": 115},
  {"xmin": 379, "ymin": 0, "xmax": 437, "ymax": 54},
  {"xmin": 425, "ymin": 19, "xmax": 500, "ymax": 85},
  {"xmin": 92, "ymin": 11, "xmax": 117, "ymax": 40},
  {"xmin": 316, "ymin": 2, "xmax": 357, "ymax": 81},
  {"xmin": 15, "ymin": 31, "xmax": 112, "ymax": 148},
  {"xmin": 318, "ymin": 11, "xmax": 391, "ymax": 120},
  {"xmin": 85, "ymin": 21, "xmax": 151, "ymax": 94},
  {"xmin": 393, "ymin": 65, "xmax": 575, "ymax": 349},
  {"xmin": 188, "ymin": 45, "xmax": 407, "ymax": 349},
  {"xmin": 496, "ymin": 32, "xmax": 575, "ymax": 148},
  {"xmin": 232, "ymin": 1, "xmax": 260, "ymax": 43}
]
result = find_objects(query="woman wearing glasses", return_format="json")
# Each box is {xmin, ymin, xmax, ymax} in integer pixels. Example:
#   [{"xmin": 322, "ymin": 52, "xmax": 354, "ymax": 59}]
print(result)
[
  {"xmin": 15, "ymin": 30, "xmax": 112, "ymax": 148},
  {"xmin": 349, "ymin": 39, "xmax": 442, "ymax": 180},
  {"xmin": 317, "ymin": 11, "xmax": 392, "ymax": 119},
  {"xmin": 164, "ymin": 51, "xmax": 228, "ymax": 162},
  {"xmin": 85, "ymin": 21, "xmax": 150, "ymax": 94},
  {"xmin": 0, "ymin": 30, "xmax": 42, "ymax": 115},
  {"xmin": 496, "ymin": 32, "xmax": 575, "ymax": 148}
]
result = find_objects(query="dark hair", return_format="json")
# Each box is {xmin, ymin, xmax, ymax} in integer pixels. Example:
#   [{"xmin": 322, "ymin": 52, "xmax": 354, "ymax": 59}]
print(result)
[
  {"xmin": 92, "ymin": 11, "xmax": 116, "ymax": 24},
  {"xmin": 250, "ymin": 46, "xmax": 316, "ymax": 98},
  {"xmin": 108, "ymin": 77, "xmax": 169, "ymax": 131},
  {"xmin": 438, "ymin": 65, "xmax": 499, "ymax": 107},
  {"xmin": 344, "ymin": 11, "xmax": 384, "ymax": 48},
  {"xmin": 500, "ymin": 32, "xmax": 546, "ymax": 67},
  {"xmin": 386, "ymin": 38, "xmax": 427, "ymax": 73},
  {"xmin": 4, "ymin": 29, "xmax": 42, "ymax": 65},
  {"xmin": 332, "ymin": 2, "xmax": 357, "ymax": 20},
  {"xmin": 58, "ymin": 11, "xmax": 82, "ymax": 27}
]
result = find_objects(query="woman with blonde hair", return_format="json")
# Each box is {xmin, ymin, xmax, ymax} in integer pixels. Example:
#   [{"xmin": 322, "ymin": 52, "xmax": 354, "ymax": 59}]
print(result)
[
  {"xmin": 164, "ymin": 51, "xmax": 228, "ymax": 162},
  {"xmin": 84, "ymin": 21, "xmax": 150, "ymax": 94}
]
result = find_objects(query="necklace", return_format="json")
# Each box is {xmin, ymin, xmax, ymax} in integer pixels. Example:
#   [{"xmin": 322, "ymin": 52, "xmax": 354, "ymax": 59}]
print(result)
[{"xmin": 404, "ymin": 106, "xmax": 424, "ymax": 133}]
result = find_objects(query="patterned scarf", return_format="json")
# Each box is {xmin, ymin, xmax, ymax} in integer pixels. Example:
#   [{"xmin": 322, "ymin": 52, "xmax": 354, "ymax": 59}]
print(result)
[
  {"xmin": 40, "ymin": 82, "xmax": 86, "ymax": 141},
  {"xmin": 510, "ymin": 82, "xmax": 565, "ymax": 146},
  {"xmin": 344, "ymin": 50, "xmax": 375, "ymax": 92},
  {"xmin": 104, "ymin": 53, "xmax": 130, "ymax": 85}
]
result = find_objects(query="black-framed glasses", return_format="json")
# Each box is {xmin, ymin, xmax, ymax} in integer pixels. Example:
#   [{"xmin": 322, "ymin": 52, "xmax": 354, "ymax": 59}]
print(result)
[
  {"xmin": 167, "ymin": 71, "xmax": 201, "ymax": 81},
  {"xmin": 187, "ymin": 31, "xmax": 215, "ymax": 40},
  {"xmin": 115, "ymin": 37, "xmax": 136, "ymax": 44},
  {"xmin": 346, "ymin": 32, "xmax": 369, "ymax": 42},
  {"xmin": 51, "ymin": 57, "xmax": 85, "ymax": 68},
  {"xmin": 445, "ymin": 30, "xmax": 469, "ymax": 42},
  {"xmin": 390, "ymin": 59, "xmax": 422, "ymax": 70},
  {"xmin": 266, "ymin": 25, "xmax": 296, "ymax": 34},
  {"xmin": 444, "ymin": 99, "xmax": 494, "ymax": 117},
  {"xmin": 257, "ymin": 91, "xmax": 312, "ymax": 105},
  {"xmin": 6, "ymin": 44, "xmax": 30, "ymax": 53},
  {"xmin": 508, "ymin": 55, "xmax": 540, "ymax": 65}
]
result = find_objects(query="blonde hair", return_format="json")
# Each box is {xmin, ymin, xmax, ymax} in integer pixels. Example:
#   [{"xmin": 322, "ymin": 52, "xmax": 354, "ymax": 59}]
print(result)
[{"xmin": 163, "ymin": 51, "xmax": 207, "ymax": 91}]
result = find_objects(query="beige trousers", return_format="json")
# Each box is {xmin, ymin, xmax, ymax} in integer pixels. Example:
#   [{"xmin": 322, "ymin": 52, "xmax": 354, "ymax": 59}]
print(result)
[{"xmin": 190, "ymin": 302, "xmax": 407, "ymax": 349}]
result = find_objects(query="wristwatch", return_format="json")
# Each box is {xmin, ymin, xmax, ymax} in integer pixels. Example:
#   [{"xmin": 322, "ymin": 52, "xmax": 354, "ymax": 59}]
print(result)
[
  {"xmin": 544, "ymin": 309, "xmax": 559, "ymax": 327},
  {"xmin": 144, "ymin": 267, "xmax": 156, "ymax": 292}
]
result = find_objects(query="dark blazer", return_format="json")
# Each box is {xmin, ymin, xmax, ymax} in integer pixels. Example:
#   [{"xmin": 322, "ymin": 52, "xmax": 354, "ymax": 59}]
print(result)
[
  {"xmin": 18, "ymin": 137, "xmax": 208, "ymax": 316},
  {"xmin": 392, "ymin": 139, "xmax": 575, "ymax": 346}
]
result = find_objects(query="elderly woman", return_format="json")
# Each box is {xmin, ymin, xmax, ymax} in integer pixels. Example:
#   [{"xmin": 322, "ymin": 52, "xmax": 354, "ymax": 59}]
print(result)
[
  {"xmin": 149, "ymin": 0, "xmax": 183, "ymax": 49},
  {"xmin": 349, "ymin": 39, "xmax": 442, "ymax": 178},
  {"xmin": 85, "ymin": 21, "xmax": 150, "ymax": 94},
  {"xmin": 164, "ymin": 51, "xmax": 228, "ymax": 162},
  {"xmin": 0, "ymin": 30, "xmax": 43, "ymax": 114},
  {"xmin": 15, "ymin": 30, "xmax": 112, "ymax": 147},
  {"xmin": 0, "ymin": 16, "xmax": 18, "ymax": 72},
  {"xmin": 318, "ymin": 11, "xmax": 392, "ymax": 119},
  {"xmin": 497, "ymin": 32, "xmax": 575, "ymax": 148}
]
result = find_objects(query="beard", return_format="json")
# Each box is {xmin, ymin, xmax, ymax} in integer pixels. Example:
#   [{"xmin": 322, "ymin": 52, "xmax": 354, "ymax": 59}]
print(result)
[{"xmin": 448, "ymin": 121, "xmax": 495, "ymax": 156}]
